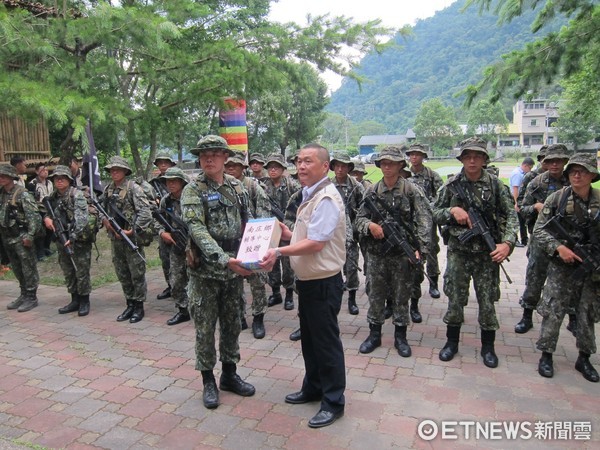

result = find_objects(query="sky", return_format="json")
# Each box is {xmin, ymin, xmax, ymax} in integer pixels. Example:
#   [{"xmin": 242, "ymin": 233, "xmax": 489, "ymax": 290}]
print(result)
[{"xmin": 269, "ymin": 0, "xmax": 457, "ymax": 91}]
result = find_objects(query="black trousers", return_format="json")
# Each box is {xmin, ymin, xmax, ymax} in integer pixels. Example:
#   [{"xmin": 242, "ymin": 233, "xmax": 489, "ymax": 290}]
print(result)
[{"xmin": 297, "ymin": 272, "xmax": 346, "ymax": 414}]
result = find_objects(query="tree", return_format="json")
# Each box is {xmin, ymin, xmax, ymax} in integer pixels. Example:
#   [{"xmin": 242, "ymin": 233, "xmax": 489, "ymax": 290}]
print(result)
[
  {"xmin": 465, "ymin": 100, "xmax": 509, "ymax": 144},
  {"xmin": 413, "ymin": 98, "xmax": 461, "ymax": 153},
  {"xmin": 463, "ymin": 0, "xmax": 600, "ymax": 104}
]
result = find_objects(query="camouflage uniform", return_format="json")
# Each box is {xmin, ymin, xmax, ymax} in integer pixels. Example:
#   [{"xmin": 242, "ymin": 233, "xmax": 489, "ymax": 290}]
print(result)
[
  {"xmin": 0, "ymin": 164, "xmax": 41, "ymax": 312},
  {"xmin": 102, "ymin": 157, "xmax": 153, "ymax": 322},
  {"xmin": 534, "ymin": 153, "xmax": 600, "ymax": 382},
  {"xmin": 350, "ymin": 161, "xmax": 372, "ymax": 276},
  {"xmin": 247, "ymin": 153, "xmax": 268, "ymax": 179}
]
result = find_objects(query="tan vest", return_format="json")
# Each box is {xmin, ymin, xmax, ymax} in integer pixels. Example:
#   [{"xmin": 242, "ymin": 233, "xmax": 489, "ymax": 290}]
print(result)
[{"xmin": 290, "ymin": 180, "xmax": 346, "ymax": 280}]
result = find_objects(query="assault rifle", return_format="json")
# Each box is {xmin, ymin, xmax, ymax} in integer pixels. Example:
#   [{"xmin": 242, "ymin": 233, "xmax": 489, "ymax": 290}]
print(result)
[
  {"xmin": 363, "ymin": 193, "xmax": 431, "ymax": 283},
  {"xmin": 149, "ymin": 178, "xmax": 168, "ymax": 202},
  {"xmin": 542, "ymin": 214, "xmax": 600, "ymax": 280},
  {"xmin": 91, "ymin": 197, "xmax": 146, "ymax": 263},
  {"xmin": 267, "ymin": 196, "xmax": 285, "ymax": 222},
  {"xmin": 42, "ymin": 197, "xmax": 77, "ymax": 270},
  {"xmin": 153, "ymin": 208, "xmax": 188, "ymax": 253},
  {"xmin": 450, "ymin": 180, "xmax": 512, "ymax": 284}
]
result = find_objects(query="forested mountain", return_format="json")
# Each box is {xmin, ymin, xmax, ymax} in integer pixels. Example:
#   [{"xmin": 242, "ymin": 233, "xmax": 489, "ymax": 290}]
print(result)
[{"xmin": 327, "ymin": 0, "xmax": 565, "ymax": 132}]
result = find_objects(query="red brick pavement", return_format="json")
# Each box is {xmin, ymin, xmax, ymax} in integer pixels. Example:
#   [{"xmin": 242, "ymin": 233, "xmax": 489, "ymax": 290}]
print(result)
[{"xmin": 0, "ymin": 246, "xmax": 598, "ymax": 449}]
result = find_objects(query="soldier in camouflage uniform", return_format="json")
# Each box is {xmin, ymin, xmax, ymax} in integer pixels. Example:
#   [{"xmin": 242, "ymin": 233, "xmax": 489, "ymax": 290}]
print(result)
[
  {"xmin": 248, "ymin": 153, "xmax": 268, "ymax": 179},
  {"xmin": 181, "ymin": 135, "xmax": 256, "ymax": 409},
  {"xmin": 534, "ymin": 153, "xmax": 600, "ymax": 382},
  {"xmin": 263, "ymin": 153, "xmax": 301, "ymax": 309},
  {"xmin": 514, "ymin": 145, "xmax": 570, "ymax": 334},
  {"xmin": 151, "ymin": 152, "xmax": 177, "ymax": 301},
  {"xmin": 101, "ymin": 156, "xmax": 153, "ymax": 323},
  {"xmin": 516, "ymin": 145, "xmax": 548, "ymax": 234},
  {"xmin": 0, "ymin": 164, "xmax": 41, "ymax": 312},
  {"xmin": 350, "ymin": 161, "xmax": 372, "ymax": 278},
  {"xmin": 155, "ymin": 167, "xmax": 190, "ymax": 326},
  {"xmin": 331, "ymin": 152, "xmax": 364, "ymax": 315},
  {"xmin": 433, "ymin": 138, "xmax": 518, "ymax": 368},
  {"xmin": 406, "ymin": 143, "xmax": 444, "ymax": 320},
  {"xmin": 356, "ymin": 146, "xmax": 432, "ymax": 357},
  {"xmin": 225, "ymin": 152, "xmax": 271, "ymax": 339},
  {"xmin": 44, "ymin": 166, "xmax": 93, "ymax": 316}
]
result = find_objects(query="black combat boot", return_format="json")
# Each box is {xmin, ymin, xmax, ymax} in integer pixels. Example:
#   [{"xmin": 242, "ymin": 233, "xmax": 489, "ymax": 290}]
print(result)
[
  {"xmin": 348, "ymin": 290, "xmax": 359, "ymax": 315},
  {"xmin": 17, "ymin": 292, "xmax": 38, "ymax": 312},
  {"xmin": 514, "ymin": 308, "xmax": 533, "ymax": 334},
  {"xmin": 289, "ymin": 328, "xmax": 301, "ymax": 341},
  {"xmin": 6, "ymin": 291, "xmax": 25, "ymax": 310},
  {"xmin": 384, "ymin": 298, "xmax": 393, "ymax": 320},
  {"xmin": 167, "ymin": 307, "xmax": 190, "ymax": 326},
  {"xmin": 157, "ymin": 285, "xmax": 171, "ymax": 300},
  {"xmin": 394, "ymin": 325, "xmax": 412, "ymax": 357},
  {"xmin": 359, "ymin": 324, "xmax": 382, "ymax": 354},
  {"xmin": 428, "ymin": 276, "xmax": 441, "ymax": 299},
  {"xmin": 538, "ymin": 351, "xmax": 553, "ymax": 378},
  {"xmin": 252, "ymin": 314, "xmax": 266, "ymax": 339},
  {"xmin": 220, "ymin": 363, "xmax": 256, "ymax": 397},
  {"xmin": 59, "ymin": 293, "xmax": 80, "ymax": 314},
  {"xmin": 267, "ymin": 288, "xmax": 282, "ymax": 307},
  {"xmin": 241, "ymin": 317, "xmax": 248, "ymax": 330},
  {"xmin": 78, "ymin": 294, "xmax": 90, "ymax": 317},
  {"xmin": 410, "ymin": 298, "xmax": 422, "ymax": 323},
  {"xmin": 566, "ymin": 314, "xmax": 577, "ymax": 337},
  {"xmin": 201, "ymin": 370, "xmax": 219, "ymax": 409},
  {"xmin": 117, "ymin": 300, "xmax": 135, "ymax": 322},
  {"xmin": 284, "ymin": 288, "xmax": 294, "ymax": 310},
  {"xmin": 575, "ymin": 352, "xmax": 599, "ymax": 382},
  {"xmin": 129, "ymin": 301, "xmax": 144, "ymax": 323},
  {"xmin": 480, "ymin": 329, "xmax": 498, "ymax": 368},
  {"xmin": 439, "ymin": 326, "xmax": 460, "ymax": 361}
]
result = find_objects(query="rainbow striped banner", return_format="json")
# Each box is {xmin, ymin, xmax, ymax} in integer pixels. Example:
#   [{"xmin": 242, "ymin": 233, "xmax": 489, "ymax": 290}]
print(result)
[{"xmin": 219, "ymin": 99, "xmax": 248, "ymax": 152}]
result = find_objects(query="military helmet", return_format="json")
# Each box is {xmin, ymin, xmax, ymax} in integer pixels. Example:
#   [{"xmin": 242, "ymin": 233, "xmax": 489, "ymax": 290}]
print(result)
[
  {"xmin": 0, "ymin": 164, "xmax": 19, "ymax": 180},
  {"xmin": 265, "ymin": 153, "xmax": 287, "ymax": 169},
  {"xmin": 456, "ymin": 137, "xmax": 489, "ymax": 162},
  {"xmin": 374, "ymin": 145, "xmax": 407, "ymax": 168},
  {"xmin": 542, "ymin": 144, "xmax": 570, "ymax": 163},
  {"xmin": 351, "ymin": 161, "xmax": 367, "ymax": 173},
  {"xmin": 153, "ymin": 152, "xmax": 177, "ymax": 166},
  {"xmin": 190, "ymin": 135, "xmax": 234, "ymax": 156},
  {"xmin": 225, "ymin": 152, "xmax": 249, "ymax": 168},
  {"xmin": 330, "ymin": 151, "xmax": 355, "ymax": 172},
  {"xmin": 405, "ymin": 143, "xmax": 429, "ymax": 157},
  {"xmin": 104, "ymin": 156, "xmax": 132, "ymax": 176},
  {"xmin": 248, "ymin": 152, "xmax": 266, "ymax": 165},
  {"xmin": 49, "ymin": 165, "xmax": 73, "ymax": 181},
  {"xmin": 564, "ymin": 153, "xmax": 600, "ymax": 183},
  {"xmin": 160, "ymin": 167, "xmax": 189, "ymax": 184}
]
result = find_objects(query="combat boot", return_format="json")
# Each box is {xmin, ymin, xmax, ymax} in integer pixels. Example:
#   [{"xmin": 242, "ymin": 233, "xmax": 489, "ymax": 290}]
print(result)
[
  {"xmin": 6, "ymin": 293, "xmax": 24, "ymax": 310},
  {"xmin": 267, "ymin": 289, "xmax": 282, "ymax": 307},
  {"xmin": 575, "ymin": 352, "xmax": 599, "ymax": 382},
  {"xmin": 201, "ymin": 370, "xmax": 219, "ymax": 409},
  {"xmin": 439, "ymin": 325, "xmax": 460, "ymax": 361},
  {"xmin": 538, "ymin": 352, "xmax": 553, "ymax": 378},
  {"xmin": 219, "ymin": 363, "xmax": 256, "ymax": 397},
  {"xmin": 17, "ymin": 292, "xmax": 38, "ymax": 312},
  {"xmin": 566, "ymin": 314, "xmax": 577, "ymax": 337},
  {"xmin": 394, "ymin": 325, "xmax": 412, "ymax": 357},
  {"xmin": 284, "ymin": 288, "xmax": 294, "ymax": 310},
  {"xmin": 359, "ymin": 323, "xmax": 382, "ymax": 354},
  {"xmin": 78, "ymin": 294, "xmax": 90, "ymax": 317},
  {"xmin": 157, "ymin": 285, "xmax": 171, "ymax": 300},
  {"xmin": 410, "ymin": 298, "xmax": 422, "ymax": 323},
  {"xmin": 514, "ymin": 308, "xmax": 533, "ymax": 334},
  {"xmin": 480, "ymin": 329, "xmax": 498, "ymax": 368},
  {"xmin": 428, "ymin": 276, "xmax": 441, "ymax": 299},
  {"xmin": 348, "ymin": 290, "xmax": 359, "ymax": 315},
  {"xmin": 117, "ymin": 300, "xmax": 134, "ymax": 322},
  {"xmin": 252, "ymin": 314, "xmax": 265, "ymax": 339},
  {"xmin": 167, "ymin": 307, "xmax": 190, "ymax": 325},
  {"xmin": 289, "ymin": 328, "xmax": 301, "ymax": 341},
  {"xmin": 59, "ymin": 293, "xmax": 80, "ymax": 314},
  {"xmin": 129, "ymin": 301, "xmax": 144, "ymax": 323}
]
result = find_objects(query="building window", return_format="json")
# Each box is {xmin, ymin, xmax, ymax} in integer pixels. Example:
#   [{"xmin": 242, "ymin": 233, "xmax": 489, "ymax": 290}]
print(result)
[
  {"xmin": 530, "ymin": 119, "xmax": 537, "ymax": 126},
  {"xmin": 547, "ymin": 137, "xmax": 554, "ymax": 144}
]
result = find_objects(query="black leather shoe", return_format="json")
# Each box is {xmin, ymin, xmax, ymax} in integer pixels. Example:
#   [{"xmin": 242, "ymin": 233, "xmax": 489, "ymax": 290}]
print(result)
[
  {"xmin": 129, "ymin": 302, "xmax": 144, "ymax": 323},
  {"xmin": 267, "ymin": 292, "xmax": 282, "ymax": 307},
  {"xmin": 78, "ymin": 295, "xmax": 90, "ymax": 317},
  {"xmin": 167, "ymin": 310, "xmax": 190, "ymax": 326},
  {"xmin": 514, "ymin": 318, "xmax": 533, "ymax": 333},
  {"xmin": 203, "ymin": 380, "xmax": 219, "ymax": 409},
  {"xmin": 285, "ymin": 391, "xmax": 321, "ymax": 404},
  {"xmin": 575, "ymin": 356, "xmax": 600, "ymax": 382},
  {"xmin": 308, "ymin": 410, "xmax": 344, "ymax": 428},
  {"xmin": 220, "ymin": 373, "xmax": 255, "ymax": 396},
  {"xmin": 289, "ymin": 328, "xmax": 301, "ymax": 341},
  {"xmin": 117, "ymin": 303, "xmax": 134, "ymax": 322},
  {"xmin": 394, "ymin": 338, "xmax": 412, "ymax": 358},
  {"xmin": 439, "ymin": 342, "xmax": 458, "ymax": 361},
  {"xmin": 59, "ymin": 300, "xmax": 80, "ymax": 314},
  {"xmin": 481, "ymin": 347, "xmax": 498, "ymax": 368},
  {"xmin": 429, "ymin": 285, "xmax": 441, "ymax": 299},
  {"xmin": 252, "ymin": 314, "xmax": 265, "ymax": 339},
  {"xmin": 538, "ymin": 354, "xmax": 554, "ymax": 378},
  {"xmin": 410, "ymin": 300, "xmax": 422, "ymax": 323},
  {"xmin": 157, "ymin": 287, "xmax": 171, "ymax": 300},
  {"xmin": 284, "ymin": 289, "xmax": 294, "ymax": 310}
]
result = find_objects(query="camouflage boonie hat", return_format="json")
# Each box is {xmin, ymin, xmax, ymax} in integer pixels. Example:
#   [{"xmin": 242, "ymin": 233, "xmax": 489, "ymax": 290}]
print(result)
[
  {"xmin": 104, "ymin": 156, "xmax": 132, "ymax": 176},
  {"xmin": 265, "ymin": 153, "xmax": 287, "ymax": 169},
  {"xmin": 248, "ymin": 152, "xmax": 266, "ymax": 164},
  {"xmin": 405, "ymin": 143, "xmax": 428, "ymax": 156},
  {"xmin": 48, "ymin": 165, "xmax": 73, "ymax": 181},
  {"xmin": 537, "ymin": 145, "xmax": 548, "ymax": 162},
  {"xmin": 225, "ymin": 152, "xmax": 249, "ymax": 168},
  {"xmin": 287, "ymin": 151, "xmax": 299, "ymax": 164},
  {"xmin": 456, "ymin": 137, "xmax": 488, "ymax": 162},
  {"xmin": 374, "ymin": 145, "xmax": 407, "ymax": 168},
  {"xmin": 564, "ymin": 153, "xmax": 600, "ymax": 183},
  {"xmin": 153, "ymin": 152, "xmax": 177, "ymax": 166},
  {"xmin": 351, "ymin": 161, "xmax": 367, "ymax": 173},
  {"xmin": 0, "ymin": 164, "xmax": 19, "ymax": 180},
  {"xmin": 542, "ymin": 144, "xmax": 570, "ymax": 163},
  {"xmin": 190, "ymin": 135, "xmax": 234, "ymax": 156},
  {"xmin": 330, "ymin": 151, "xmax": 355, "ymax": 172},
  {"xmin": 160, "ymin": 167, "xmax": 189, "ymax": 184}
]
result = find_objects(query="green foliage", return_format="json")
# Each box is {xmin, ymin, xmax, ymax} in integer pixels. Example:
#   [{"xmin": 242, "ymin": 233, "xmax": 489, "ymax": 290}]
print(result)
[
  {"xmin": 320, "ymin": 113, "xmax": 387, "ymax": 153},
  {"xmin": 413, "ymin": 98, "xmax": 461, "ymax": 153},
  {"xmin": 466, "ymin": 99, "xmax": 509, "ymax": 142}
]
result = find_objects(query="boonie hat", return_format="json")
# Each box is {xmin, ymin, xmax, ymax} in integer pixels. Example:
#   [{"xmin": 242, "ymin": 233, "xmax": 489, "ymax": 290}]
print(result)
[
  {"xmin": 225, "ymin": 152, "xmax": 249, "ymax": 168},
  {"xmin": 190, "ymin": 135, "xmax": 235, "ymax": 156},
  {"xmin": 456, "ymin": 137, "xmax": 488, "ymax": 162},
  {"xmin": 248, "ymin": 153, "xmax": 266, "ymax": 164},
  {"xmin": 330, "ymin": 151, "xmax": 355, "ymax": 172},
  {"xmin": 160, "ymin": 167, "xmax": 189, "ymax": 184},
  {"xmin": 542, "ymin": 144, "xmax": 570, "ymax": 163},
  {"xmin": 405, "ymin": 143, "xmax": 429, "ymax": 156},
  {"xmin": 265, "ymin": 153, "xmax": 287, "ymax": 169},
  {"xmin": 104, "ymin": 156, "xmax": 132, "ymax": 176},
  {"xmin": 0, "ymin": 164, "xmax": 19, "ymax": 180},
  {"xmin": 374, "ymin": 145, "xmax": 407, "ymax": 168},
  {"xmin": 49, "ymin": 165, "xmax": 73, "ymax": 181},
  {"xmin": 154, "ymin": 152, "xmax": 177, "ymax": 166},
  {"xmin": 564, "ymin": 153, "xmax": 600, "ymax": 183}
]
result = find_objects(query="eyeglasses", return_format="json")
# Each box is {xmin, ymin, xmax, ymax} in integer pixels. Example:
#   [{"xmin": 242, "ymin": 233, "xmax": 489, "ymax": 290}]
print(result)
[{"xmin": 568, "ymin": 168, "xmax": 590, "ymax": 177}]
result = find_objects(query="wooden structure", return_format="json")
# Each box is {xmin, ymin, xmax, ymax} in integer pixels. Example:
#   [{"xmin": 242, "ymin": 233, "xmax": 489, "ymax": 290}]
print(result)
[{"xmin": 0, "ymin": 114, "xmax": 51, "ymax": 166}]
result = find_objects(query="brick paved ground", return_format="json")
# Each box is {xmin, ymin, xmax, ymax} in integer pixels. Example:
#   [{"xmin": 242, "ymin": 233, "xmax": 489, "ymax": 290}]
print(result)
[{"xmin": 0, "ymin": 246, "xmax": 598, "ymax": 449}]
